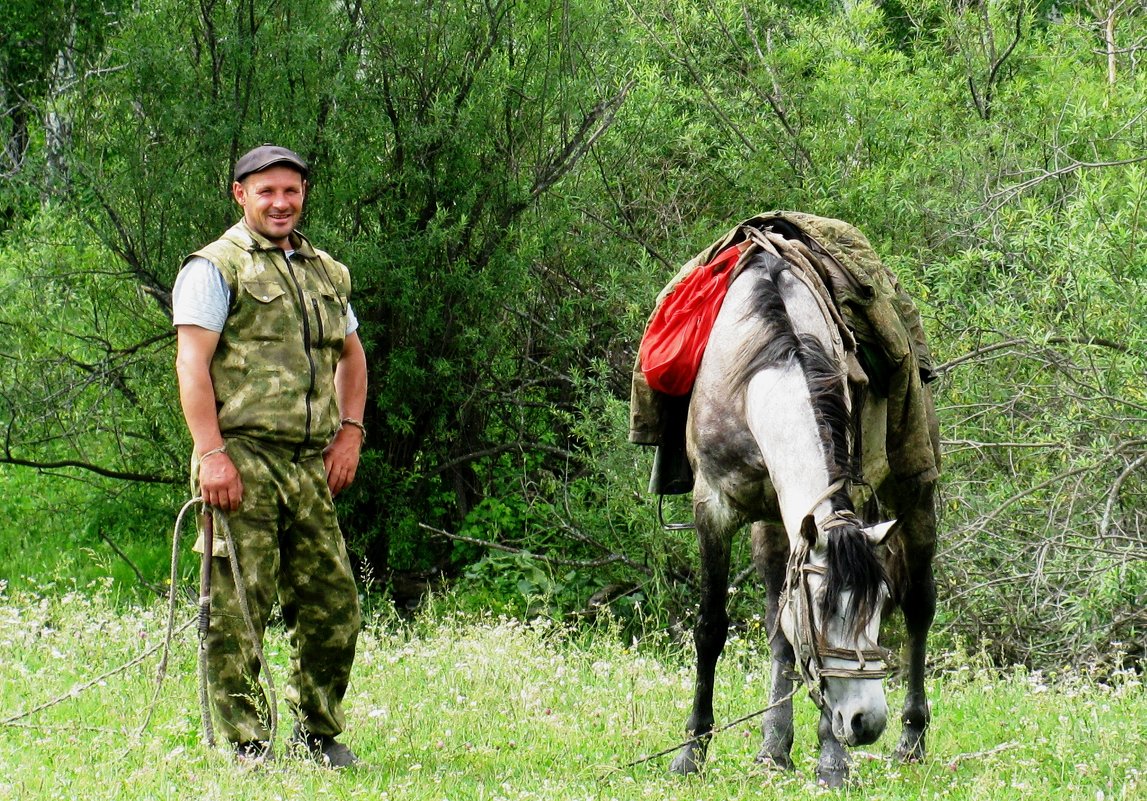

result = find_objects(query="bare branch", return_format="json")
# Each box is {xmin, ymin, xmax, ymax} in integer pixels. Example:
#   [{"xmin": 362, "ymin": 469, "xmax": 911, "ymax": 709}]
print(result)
[
  {"xmin": 530, "ymin": 79, "xmax": 635, "ymax": 202},
  {"xmin": 418, "ymin": 522, "xmax": 636, "ymax": 569},
  {"xmin": 986, "ymin": 154, "xmax": 1147, "ymax": 211},
  {"xmin": 0, "ymin": 453, "xmax": 177, "ymax": 484},
  {"xmin": 935, "ymin": 335, "xmax": 1130, "ymax": 375},
  {"xmin": 623, "ymin": 2, "xmax": 756, "ymax": 154},
  {"xmin": 961, "ymin": 464, "xmax": 1097, "ymax": 534},
  {"xmin": 98, "ymin": 530, "xmax": 166, "ymax": 596},
  {"xmin": 1100, "ymin": 452, "xmax": 1147, "ymax": 538},
  {"xmin": 428, "ymin": 441, "xmax": 582, "ymax": 479}
]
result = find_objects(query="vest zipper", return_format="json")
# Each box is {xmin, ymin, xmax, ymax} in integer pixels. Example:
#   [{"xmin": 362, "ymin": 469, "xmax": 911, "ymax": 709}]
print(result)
[
  {"xmin": 312, "ymin": 297, "xmax": 324, "ymax": 342},
  {"xmin": 283, "ymin": 251, "xmax": 317, "ymax": 460}
]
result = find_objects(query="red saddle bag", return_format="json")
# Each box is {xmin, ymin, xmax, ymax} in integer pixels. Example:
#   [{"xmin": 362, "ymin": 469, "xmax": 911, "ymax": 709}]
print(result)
[{"xmin": 639, "ymin": 244, "xmax": 742, "ymax": 396}]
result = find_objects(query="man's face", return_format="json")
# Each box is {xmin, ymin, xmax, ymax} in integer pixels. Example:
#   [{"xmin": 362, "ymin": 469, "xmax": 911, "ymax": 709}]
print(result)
[{"xmin": 232, "ymin": 165, "xmax": 307, "ymax": 248}]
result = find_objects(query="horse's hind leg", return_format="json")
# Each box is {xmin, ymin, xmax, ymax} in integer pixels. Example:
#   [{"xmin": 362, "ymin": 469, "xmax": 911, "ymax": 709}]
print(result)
[
  {"xmin": 670, "ymin": 493, "xmax": 734, "ymax": 775},
  {"xmin": 750, "ymin": 521, "xmax": 795, "ymax": 771},
  {"xmin": 893, "ymin": 480, "xmax": 937, "ymax": 763}
]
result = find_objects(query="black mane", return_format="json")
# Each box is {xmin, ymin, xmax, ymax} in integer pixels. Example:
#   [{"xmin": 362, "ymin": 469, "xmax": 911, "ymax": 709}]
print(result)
[
  {"xmin": 823, "ymin": 524, "xmax": 888, "ymax": 638},
  {"xmin": 732, "ymin": 252, "xmax": 885, "ymax": 635},
  {"xmin": 731, "ymin": 253, "xmax": 853, "ymax": 497}
]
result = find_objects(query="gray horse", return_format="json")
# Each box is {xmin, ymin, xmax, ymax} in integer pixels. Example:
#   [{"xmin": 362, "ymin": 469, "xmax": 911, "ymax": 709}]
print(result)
[{"xmin": 669, "ymin": 249, "xmax": 938, "ymax": 787}]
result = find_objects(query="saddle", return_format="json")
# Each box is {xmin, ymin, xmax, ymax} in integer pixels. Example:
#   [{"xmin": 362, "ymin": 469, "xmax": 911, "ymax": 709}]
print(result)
[{"xmin": 631, "ymin": 212, "xmax": 940, "ymax": 494}]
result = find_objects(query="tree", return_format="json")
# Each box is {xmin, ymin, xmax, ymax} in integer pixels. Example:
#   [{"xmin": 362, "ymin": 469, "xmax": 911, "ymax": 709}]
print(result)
[
  {"xmin": 2, "ymin": 0, "xmax": 643, "ymax": 582},
  {"xmin": 1, "ymin": 0, "xmax": 1143, "ymax": 667}
]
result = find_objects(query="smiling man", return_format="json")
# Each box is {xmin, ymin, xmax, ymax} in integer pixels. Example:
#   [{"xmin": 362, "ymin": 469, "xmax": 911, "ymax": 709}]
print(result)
[{"xmin": 172, "ymin": 144, "xmax": 367, "ymax": 768}]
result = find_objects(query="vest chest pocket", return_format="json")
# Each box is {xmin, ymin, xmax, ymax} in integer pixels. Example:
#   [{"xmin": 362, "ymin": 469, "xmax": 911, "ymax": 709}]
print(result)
[
  {"xmin": 238, "ymin": 280, "xmax": 290, "ymax": 342},
  {"xmin": 310, "ymin": 287, "xmax": 347, "ymax": 350}
]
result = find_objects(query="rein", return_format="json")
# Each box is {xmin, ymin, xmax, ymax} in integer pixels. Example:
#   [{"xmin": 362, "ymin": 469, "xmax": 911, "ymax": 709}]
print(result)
[{"xmin": 780, "ymin": 482, "xmax": 892, "ymax": 710}]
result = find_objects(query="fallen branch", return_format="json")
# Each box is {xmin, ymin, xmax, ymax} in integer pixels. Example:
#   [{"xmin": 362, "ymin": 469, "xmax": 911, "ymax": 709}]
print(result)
[{"xmin": 613, "ymin": 685, "xmax": 801, "ymax": 772}]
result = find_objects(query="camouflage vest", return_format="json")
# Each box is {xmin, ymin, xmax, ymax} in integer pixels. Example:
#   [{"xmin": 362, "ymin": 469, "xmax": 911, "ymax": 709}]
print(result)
[{"xmin": 186, "ymin": 221, "xmax": 351, "ymax": 456}]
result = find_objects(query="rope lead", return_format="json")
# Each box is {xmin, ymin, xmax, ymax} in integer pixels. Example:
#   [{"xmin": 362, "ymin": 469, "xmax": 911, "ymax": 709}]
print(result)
[{"xmin": 143, "ymin": 497, "xmax": 278, "ymax": 754}]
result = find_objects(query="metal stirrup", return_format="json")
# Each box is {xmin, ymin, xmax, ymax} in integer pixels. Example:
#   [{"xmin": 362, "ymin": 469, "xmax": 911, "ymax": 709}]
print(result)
[{"xmin": 658, "ymin": 493, "xmax": 695, "ymax": 531}]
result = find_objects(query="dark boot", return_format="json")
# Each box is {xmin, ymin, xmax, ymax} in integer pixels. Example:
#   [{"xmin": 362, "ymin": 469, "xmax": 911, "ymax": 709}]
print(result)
[
  {"xmin": 649, "ymin": 441, "xmax": 694, "ymax": 495},
  {"xmin": 289, "ymin": 724, "xmax": 360, "ymax": 769},
  {"xmin": 233, "ymin": 740, "xmax": 273, "ymax": 766},
  {"xmin": 647, "ymin": 393, "xmax": 693, "ymax": 495}
]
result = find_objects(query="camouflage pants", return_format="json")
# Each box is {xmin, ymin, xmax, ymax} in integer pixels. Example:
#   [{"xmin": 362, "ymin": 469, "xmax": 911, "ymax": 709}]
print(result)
[{"xmin": 191, "ymin": 437, "xmax": 361, "ymax": 745}]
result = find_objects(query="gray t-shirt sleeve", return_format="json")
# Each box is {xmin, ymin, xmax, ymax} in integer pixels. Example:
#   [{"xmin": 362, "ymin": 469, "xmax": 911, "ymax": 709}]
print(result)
[
  {"xmin": 172, "ymin": 257, "xmax": 230, "ymax": 332},
  {"xmin": 346, "ymin": 302, "xmax": 359, "ymax": 337},
  {"xmin": 172, "ymin": 256, "xmax": 360, "ymax": 336}
]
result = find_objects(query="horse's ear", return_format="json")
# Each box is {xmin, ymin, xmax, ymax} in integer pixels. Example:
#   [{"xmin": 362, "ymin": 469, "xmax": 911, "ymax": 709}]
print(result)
[
  {"xmin": 800, "ymin": 514, "xmax": 819, "ymax": 547},
  {"xmin": 863, "ymin": 519, "xmax": 899, "ymax": 546}
]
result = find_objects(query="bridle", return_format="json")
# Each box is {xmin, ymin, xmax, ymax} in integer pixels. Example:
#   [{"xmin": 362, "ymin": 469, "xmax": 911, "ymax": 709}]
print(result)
[{"xmin": 780, "ymin": 484, "xmax": 894, "ymax": 710}]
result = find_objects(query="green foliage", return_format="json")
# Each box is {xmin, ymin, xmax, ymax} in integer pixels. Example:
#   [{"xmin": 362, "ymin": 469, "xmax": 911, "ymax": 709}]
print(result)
[
  {"xmin": 0, "ymin": 0, "xmax": 128, "ymax": 227},
  {"xmin": 0, "ymin": 467, "xmax": 186, "ymax": 601},
  {"xmin": 0, "ymin": 211, "xmax": 185, "ymax": 483},
  {"xmin": 1, "ymin": 0, "xmax": 1144, "ymax": 668},
  {"xmin": 453, "ymin": 551, "xmax": 580, "ymax": 616},
  {"xmin": 0, "ymin": 210, "xmax": 187, "ymax": 600}
]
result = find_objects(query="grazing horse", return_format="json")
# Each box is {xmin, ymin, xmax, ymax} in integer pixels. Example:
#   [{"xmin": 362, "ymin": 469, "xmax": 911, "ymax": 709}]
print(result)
[{"xmin": 668, "ymin": 248, "xmax": 938, "ymax": 787}]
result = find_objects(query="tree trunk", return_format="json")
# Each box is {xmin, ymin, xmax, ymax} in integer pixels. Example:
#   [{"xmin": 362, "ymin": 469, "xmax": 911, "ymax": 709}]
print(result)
[{"xmin": 42, "ymin": 19, "xmax": 77, "ymax": 202}]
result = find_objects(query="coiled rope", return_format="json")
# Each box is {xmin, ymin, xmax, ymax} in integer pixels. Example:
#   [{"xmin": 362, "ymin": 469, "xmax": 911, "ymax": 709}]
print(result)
[{"xmin": 144, "ymin": 497, "xmax": 278, "ymax": 752}]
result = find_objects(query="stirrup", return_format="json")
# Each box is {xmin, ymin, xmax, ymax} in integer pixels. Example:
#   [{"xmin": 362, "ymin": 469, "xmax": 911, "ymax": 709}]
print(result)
[{"xmin": 658, "ymin": 494, "xmax": 694, "ymax": 531}]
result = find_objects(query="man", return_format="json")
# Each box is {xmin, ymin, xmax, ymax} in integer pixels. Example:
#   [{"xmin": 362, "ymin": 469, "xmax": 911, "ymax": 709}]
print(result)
[{"xmin": 173, "ymin": 144, "xmax": 367, "ymax": 767}]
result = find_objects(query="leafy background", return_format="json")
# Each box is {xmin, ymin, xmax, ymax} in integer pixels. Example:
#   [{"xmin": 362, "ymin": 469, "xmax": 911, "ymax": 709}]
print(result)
[{"xmin": 1, "ymin": 0, "xmax": 1144, "ymax": 669}]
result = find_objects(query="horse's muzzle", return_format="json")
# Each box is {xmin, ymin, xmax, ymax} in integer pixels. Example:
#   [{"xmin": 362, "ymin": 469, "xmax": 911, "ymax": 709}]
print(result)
[{"xmin": 833, "ymin": 704, "xmax": 888, "ymax": 746}]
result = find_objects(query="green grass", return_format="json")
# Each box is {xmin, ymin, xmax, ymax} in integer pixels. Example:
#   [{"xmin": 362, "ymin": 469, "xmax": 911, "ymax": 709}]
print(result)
[
  {"xmin": 0, "ymin": 583, "xmax": 1143, "ymax": 800},
  {"xmin": 0, "ymin": 469, "xmax": 188, "ymax": 605}
]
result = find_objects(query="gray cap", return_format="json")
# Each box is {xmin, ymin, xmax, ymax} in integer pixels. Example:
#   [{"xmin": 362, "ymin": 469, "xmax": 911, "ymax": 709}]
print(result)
[{"xmin": 233, "ymin": 144, "xmax": 309, "ymax": 182}]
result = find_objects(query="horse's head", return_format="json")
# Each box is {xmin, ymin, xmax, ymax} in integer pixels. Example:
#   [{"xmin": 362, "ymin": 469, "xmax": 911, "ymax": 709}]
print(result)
[{"xmin": 780, "ymin": 513, "xmax": 897, "ymax": 746}]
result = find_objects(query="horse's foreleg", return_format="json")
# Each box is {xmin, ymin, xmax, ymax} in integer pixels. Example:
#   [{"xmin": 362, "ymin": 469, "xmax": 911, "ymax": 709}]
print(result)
[
  {"xmin": 670, "ymin": 504, "xmax": 732, "ymax": 775},
  {"xmin": 894, "ymin": 556, "xmax": 935, "ymax": 762},
  {"xmin": 894, "ymin": 485, "xmax": 937, "ymax": 763},
  {"xmin": 751, "ymin": 522, "xmax": 795, "ymax": 771},
  {"xmin": 816, "ymin": 708, "xmax": 851, "ymax": 787}
]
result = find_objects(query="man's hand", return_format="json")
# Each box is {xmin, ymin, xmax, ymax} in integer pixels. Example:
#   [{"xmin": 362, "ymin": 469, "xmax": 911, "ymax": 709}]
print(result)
[
  {"xmin": 324, "ymin": 425, "xmax": 363, "ymax": 496},
  {"xmin": 199, "ymin": 450, "xmax": 244, "ymax": 511}
]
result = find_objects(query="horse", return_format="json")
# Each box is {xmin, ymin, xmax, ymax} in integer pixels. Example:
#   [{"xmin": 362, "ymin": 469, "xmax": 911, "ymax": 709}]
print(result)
[{"xmin": 667, "ymin": 247, "xmax": 939, "ymax": 787}]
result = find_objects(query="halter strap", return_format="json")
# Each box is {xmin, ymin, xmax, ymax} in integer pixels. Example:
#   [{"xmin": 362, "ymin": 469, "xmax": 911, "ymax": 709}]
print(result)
[{"xmin": 805, "ymin": 478, "xmax": 848, "ymax": 523}]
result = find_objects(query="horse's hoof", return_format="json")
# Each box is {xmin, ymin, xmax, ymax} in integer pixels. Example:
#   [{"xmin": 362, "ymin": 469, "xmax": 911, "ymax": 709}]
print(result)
[
  {"xmin": 816, "ymin": 768, "xmax": 849, "ymax": 789},
  {"xmin": 816, "ymin": 755, "xmax": 850, "ymax": 788},
  {"xmin": 894, "ymin": 732, "xmax": 926, "ymax": 763},
  {"xmin": 753, "ymin": 750, "xmax": 794, "ymax": 772},
  {"xmin": 669, "ymin": 746, "xmax": 704, "ymax": 775}
]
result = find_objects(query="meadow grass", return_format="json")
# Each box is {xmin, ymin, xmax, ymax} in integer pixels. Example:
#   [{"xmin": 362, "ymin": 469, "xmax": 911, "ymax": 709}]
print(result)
[{"xmin": 0, "ymin": 582, "xmax": 1142, "ymax": 801}]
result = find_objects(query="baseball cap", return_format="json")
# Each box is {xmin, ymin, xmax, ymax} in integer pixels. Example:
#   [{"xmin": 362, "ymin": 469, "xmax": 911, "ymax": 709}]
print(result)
[{"xmin": 233, "ymin": 144, "xmax": 309, "ymax": 182}]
